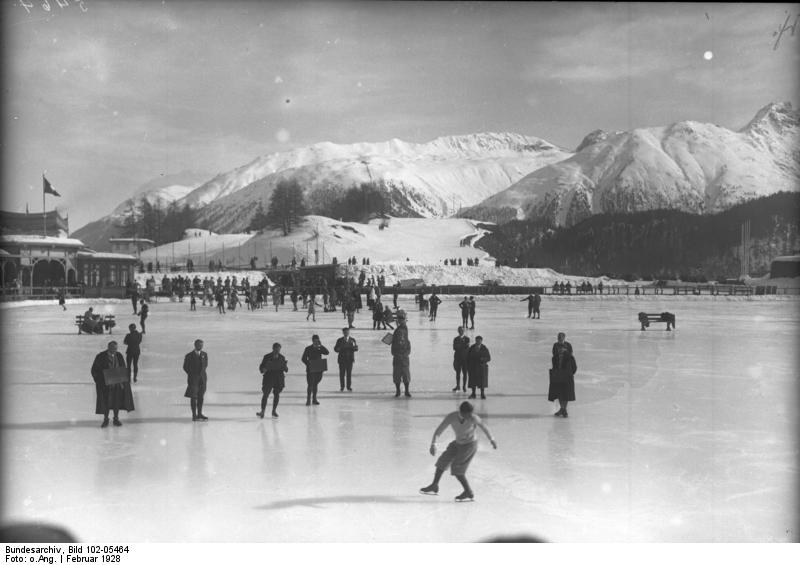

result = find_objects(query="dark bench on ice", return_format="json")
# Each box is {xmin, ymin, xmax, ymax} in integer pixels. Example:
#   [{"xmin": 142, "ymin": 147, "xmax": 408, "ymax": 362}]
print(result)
[
  {"xmin": 638, "ymin": 312, "xmax": 675, "ymax": 331},
  {"xmin": 76, "ymin": 314, "xmax": 116, "ymax": 334}
]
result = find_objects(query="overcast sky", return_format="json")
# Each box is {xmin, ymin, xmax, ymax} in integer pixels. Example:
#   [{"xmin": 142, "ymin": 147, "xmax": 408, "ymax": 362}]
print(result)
[{"xmin": 2, "ymin": 1, "xmax": 798, "ymax": 231}]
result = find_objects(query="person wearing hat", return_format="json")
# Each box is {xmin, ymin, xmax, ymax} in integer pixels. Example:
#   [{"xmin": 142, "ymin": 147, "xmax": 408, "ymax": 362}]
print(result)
[
  {"xmin": 391, "ymin": 309, "xmax": 412, "ymax": 397},
  {"xmin": 301, "ymin": 335, "xmax": 329, "ymax": 405},
  {"xmin": 334, "ymin": 327, "xmax": 358, "ymax": 392},
  {"xmin": 123, "ymin": 323, "xmax": 143, "ymax": 383},
  {"xmin": 258, "ymin": 342, "xmax": 288, "ymax": 418},
  {"xmin": 90, "ymin": 341, "xmax": 135, "ymax": 428}
]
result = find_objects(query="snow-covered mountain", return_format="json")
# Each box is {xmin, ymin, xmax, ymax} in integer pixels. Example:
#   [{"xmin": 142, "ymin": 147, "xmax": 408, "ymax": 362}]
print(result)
[
  {"xmin": 464, "ymin": 102, "xmax": 800, "ymax": 226},
  {"xmin": 176, "ymin": 133, "xmax": 571, "ymax": 232},
  {"xmin": 72, "ymin": 171, "xmax": 210, "ymax": 250}
]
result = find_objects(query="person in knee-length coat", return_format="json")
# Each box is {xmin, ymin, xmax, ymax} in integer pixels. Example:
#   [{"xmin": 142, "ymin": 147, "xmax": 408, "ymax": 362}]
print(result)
[
  {"xmin": 183, "ymin": 339, "xmax": 209, "ymax": 421},
  {"xmin": 466, "ymin": 336, "xmax": 490, "ymax": 399},
  {"xmin": 549, "ymin": 332, "xmax": 577, "ymax": 417},
  {"xmin": 91, "ymin": 341, "xmax": 134, "ymax": 428}
]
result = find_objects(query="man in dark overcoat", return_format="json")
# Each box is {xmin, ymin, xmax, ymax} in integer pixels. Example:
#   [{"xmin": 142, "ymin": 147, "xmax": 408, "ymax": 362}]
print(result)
[
  {"xmin": 91, "ymin": 341, "xmax": 134, "ymax": 428},
  {"xmin": 183, "ymin": 339, "xmax": 209, "ymax": 421},
  {"xmin": 466, "ymin": 335, "xmax": 491, "ymax": 399},
  {"xmin": 258, "ymin": 342, "xmax": 288, "ymax": 418},
  {"xmin": 391, "ymin": 310, "xmax": 412, "ymax": 397}
]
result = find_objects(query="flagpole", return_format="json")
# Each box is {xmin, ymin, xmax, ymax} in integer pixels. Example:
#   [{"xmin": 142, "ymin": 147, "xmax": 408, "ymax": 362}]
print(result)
[{"xmin": 42, "ymin": 174, "xmax": 46, "ymax": 237}]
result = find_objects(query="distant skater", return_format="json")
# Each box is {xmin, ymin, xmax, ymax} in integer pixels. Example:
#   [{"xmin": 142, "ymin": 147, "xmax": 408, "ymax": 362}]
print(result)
[
  {"xmin": 334, "ymin": 327, "xmax": 358, "ymax": 392},
  {"xmin": 57, "ymin": 289, "xmax": 66, "ymax": 311},
  {"xmin": 549, "ymin": 332, "xmax": 577, "ymax": 417},
  {"xmin": 391, "ymin": 309, "xmax": 412, "ymax": 397},
  {"xmin": 419, "ymin": 401, "xmax": 497, "ymax": 502},
  {"xmin": 452, "ymin": 326, "xmax": 470, "ymax": 392},
  {"xmin": 139, "ymin": 300, "xmax": 149, "ymax": 334},
  {"xmin": 123, "ymin": 323, "xmax": 142, "ymax": 383},
  {"xmin": 190, "ymin": 291, "xmax": 197, "ymax": 311},
  {"xmin": 532, "ymin": 291, "xmax": 541, "ymax": 319},
  {"xmin": 306, "ymin": 295, "xmax": 322, "ymax": 322},
  {"xmin": 428, "ymin": 293, "xmax": 442, "ymax": 321},
  {"xmin": 183, "ymin": 339, "xmax": 209, "ymax": 421},
  {"xmin": 458, "ymin": 296, "xmax": 469, "ymax": 329},
  {"xmin": 467, "ymin": 296, "xmax": 476, "ymax": 329},
  {"xmin": 91, "ymin": 341, "xmax": 134, "ymax": 428},
  {"xmin": 258, "ymin": 342, "xmax": 288, "ymax": 418},
  {"xmin": 466, "ymin": 336, "xmax": 491, "ymax": 399},
  {"xmin": 301, "ymin": 335, "xmax": 329, "ymax": 405}
]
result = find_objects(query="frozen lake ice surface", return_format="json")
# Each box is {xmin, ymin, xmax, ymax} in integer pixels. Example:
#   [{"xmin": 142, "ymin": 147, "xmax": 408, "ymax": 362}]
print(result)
[{"xmin": 1, "ymin": 294, "xmax": 797, "ymax": 542}]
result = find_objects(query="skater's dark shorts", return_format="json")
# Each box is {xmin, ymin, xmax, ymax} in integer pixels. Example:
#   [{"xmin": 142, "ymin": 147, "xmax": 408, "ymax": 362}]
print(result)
[
  {"xmin": 392, "ymin": 356, "xmax": 410, "ymax": 384},
  {"xmin": 184, "ymin": 374, "xmax": 207, "ymax": 399},
  {"xmin": 435, "ymin": 440, "xmax": 477, "ymax": 476}
]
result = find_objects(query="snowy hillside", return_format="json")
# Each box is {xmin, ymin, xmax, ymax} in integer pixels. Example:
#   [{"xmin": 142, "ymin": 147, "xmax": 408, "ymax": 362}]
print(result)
[
  {"xmin": 135, "ymin": 215, "xmax": 623, "ymax": 288},
  {"xmin": 466, "ymin": 102, "xmax": 800, "ymax": 226}
]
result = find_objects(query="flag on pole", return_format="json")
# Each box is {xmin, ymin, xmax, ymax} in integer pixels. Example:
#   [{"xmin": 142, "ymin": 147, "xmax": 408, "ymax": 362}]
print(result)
[{"xmin": 43, "ymin": 176, "xmax": 61, "ymax": 197}]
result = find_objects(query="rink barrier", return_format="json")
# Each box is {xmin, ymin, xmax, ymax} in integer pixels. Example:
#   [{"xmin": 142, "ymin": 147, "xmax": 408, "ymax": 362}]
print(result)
[{"xmin": 2, "ymin": 283, "xmax": 799, "ymax": 302}]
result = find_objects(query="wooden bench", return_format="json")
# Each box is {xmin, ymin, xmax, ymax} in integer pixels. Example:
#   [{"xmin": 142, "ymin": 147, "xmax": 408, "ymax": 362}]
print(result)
[
  {"xmin": 76, "ymin": 314, "xmax": 116, "ymax": 334},
  {"xmin": 638, "ymin": 312, "xmax": 675, "ymax": 331}
]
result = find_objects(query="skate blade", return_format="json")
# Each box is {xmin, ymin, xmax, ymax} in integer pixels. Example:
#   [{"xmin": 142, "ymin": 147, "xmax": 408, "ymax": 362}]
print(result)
[
  {"xmin": 419, "ymin": 490, "xmax": 439, "ymax": 496},
  {"xmin": 455, "ymin": 497, "xmax": 475, "ymax": 502}
]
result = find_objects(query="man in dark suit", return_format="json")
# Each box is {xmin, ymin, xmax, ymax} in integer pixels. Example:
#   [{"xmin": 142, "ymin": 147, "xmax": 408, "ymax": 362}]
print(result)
[
  {"xmin": 301, "ymin": 335, "xmax": 329, "ymax": 406},
  {"xmin": 91, "ymin": 341, "xmax": 134, "ymax": 428},
  {"xmin": 183, "ymin": 339, "xmax": 209, "ymax": 421},
  {"xmin": 258, "ymin": 342, "xmax": 288, "ymax": 418},
  {"xmin": 334, "ymin": 327, "xmax": 358, "ymax": 392},
  {"xmin": 123, "ymin": 323, "xmax": 142, "ymax": 383},
  {"xmin": 452, "ymin": 326, "xmax": 470, "ymax": 392}
]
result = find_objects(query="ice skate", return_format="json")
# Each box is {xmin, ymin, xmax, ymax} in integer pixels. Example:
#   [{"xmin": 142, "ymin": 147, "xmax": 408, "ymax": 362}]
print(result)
[
  {"xmin": 419, "ymin": 484, "xmax": 439, "ymax": 495},
  {"xmin": 256, "ymin": 411, "xmax": 264, "ymax": 419},
  {"xmin": 455, "ymin": 491, "xmax": 474, "ymax": 502}
]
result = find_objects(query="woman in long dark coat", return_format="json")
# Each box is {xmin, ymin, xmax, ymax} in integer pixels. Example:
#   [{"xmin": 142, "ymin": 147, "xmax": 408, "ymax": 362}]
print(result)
[
  {"xmin": 91, "ymin": 341, "xmax": 135, "ymax": 427},
  {"xmin": 466, "ymin": 336, "xmax": 491, "ymax": 399},
  {"xmin": 549, "ymin": 332, "xmax": 577, "ymax": 417}
]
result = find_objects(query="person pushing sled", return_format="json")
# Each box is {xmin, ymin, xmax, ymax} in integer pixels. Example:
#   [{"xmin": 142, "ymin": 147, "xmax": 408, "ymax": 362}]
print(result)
[{"xmin": 420, "ymin": 401, "xmax": 497, "ymax": 502}]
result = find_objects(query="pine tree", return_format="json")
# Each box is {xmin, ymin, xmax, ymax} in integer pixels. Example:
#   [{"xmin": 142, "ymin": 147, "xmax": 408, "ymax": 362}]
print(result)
[
  {"xmin": 266, "ymin": 179, "xmax": 308, "ymax": 235},
  {"xmin": 248, "ymin": 201, "xmax": 269, "ymax": 232}
]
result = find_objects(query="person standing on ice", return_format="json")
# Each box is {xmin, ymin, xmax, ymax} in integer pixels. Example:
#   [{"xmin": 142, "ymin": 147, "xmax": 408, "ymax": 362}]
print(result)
[
  {"xmin": 183, "ymin": 339, "xmax": 209, "ymax": 421},
  {"xmin": 391, "ymin": 309, "xmax": 412, "ymax": 397},
  {"xmin": 458, "ymin": 296, "xmax": 469, "ymax": 328},
  {"xmin": 549, "ymin": 332, "xmax": 577, "ymax": 418},
  {"xmin": 139, "ymin": 300, "xmax": 149, "ymax": 334},
  {"xmin": 306, "ymin": 294, "xmax": 322, "ymax": 322},
  {"xmin": 257, "ymin": 342, "xmax": 288, "ymax": 418},
  {"xmin": 334, "ymin": 327, "xmax": 358, "ymax": 392},
  {"xmin": 123, "ymin": 323, "xmax": 142, "ymax": 383},
  {"xmin": 521, "ymin": 293, "xmax": 534, "ymax": 317},
  {"xmin": 466, "ymin": 336, "xmax": 491, "ymax": 399},
  {"xmin": 452, "ymin": 326, "xmax": 470, "ymax": 392},
  {"xmin": 91, "ymin": 341, "xmax": 134, "ymax": 428},
  {"xmin": 428, "ymin": 292, "xmax": 442, "ymax": 321},
  {"xmin": 467, "ymin": 296, "xmax": 476, "ymax": 329},
  {"xmin": 419, "ymin": 401, "xmax": 497, "ymax": 501},
  {"xmin": 301, "ymin": 335, "xmax": 329, "ymax": 405}
]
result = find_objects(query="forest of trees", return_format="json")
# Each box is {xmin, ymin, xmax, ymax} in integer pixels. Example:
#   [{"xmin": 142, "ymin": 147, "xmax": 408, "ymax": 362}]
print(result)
[
  {"xmin": 478, "ymin": 192, "xmax": 800, "ymax": 281},
  {"xmin": 116, "ymin": 198, "xmax": 197, "ymax": 245}
]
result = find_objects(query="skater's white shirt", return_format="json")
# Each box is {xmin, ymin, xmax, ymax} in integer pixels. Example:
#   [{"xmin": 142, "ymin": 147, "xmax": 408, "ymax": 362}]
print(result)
[{"xmin": 433, "ymin": 412, "xmax": 493, "ymax": 445}]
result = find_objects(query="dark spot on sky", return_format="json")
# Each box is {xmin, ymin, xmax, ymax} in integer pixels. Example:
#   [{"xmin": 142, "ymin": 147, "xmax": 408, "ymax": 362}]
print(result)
[{"xmin": 285, "ymin": 99, "xmax": 291, "ymax": 104}]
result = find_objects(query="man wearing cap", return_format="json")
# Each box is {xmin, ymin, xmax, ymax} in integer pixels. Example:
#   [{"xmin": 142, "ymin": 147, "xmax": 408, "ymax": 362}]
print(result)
[
  {"xmin": 183, "ymin": 339, "xmax": 209, "ymax": 421},
  {"xmin": 391, "ymin": 309, "xmax": 412, "ymax": 397},
  {"xmin": 258, "ymin": 342, "xmax": 288, "ymax": 418},
  {"xmin": 123, "ymin": 323, "xmax": 143, "ymax": 383},
  {"xmin": 301, "ymin": 335, "xmax": 329, "ymax": 405},
  {"xmin": 334, "ymin": 327, "xmax": 358, "ymax": 392}
]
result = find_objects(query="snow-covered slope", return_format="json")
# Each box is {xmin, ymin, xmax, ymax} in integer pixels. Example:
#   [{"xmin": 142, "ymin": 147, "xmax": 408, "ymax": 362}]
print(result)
[
  {"xmin": 466, "ymin": 102, "xmax": 800, "ymax": 226},
  {"xmin": 135, "ymin": 215, "xmax": 622, "ymax": 288}
]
